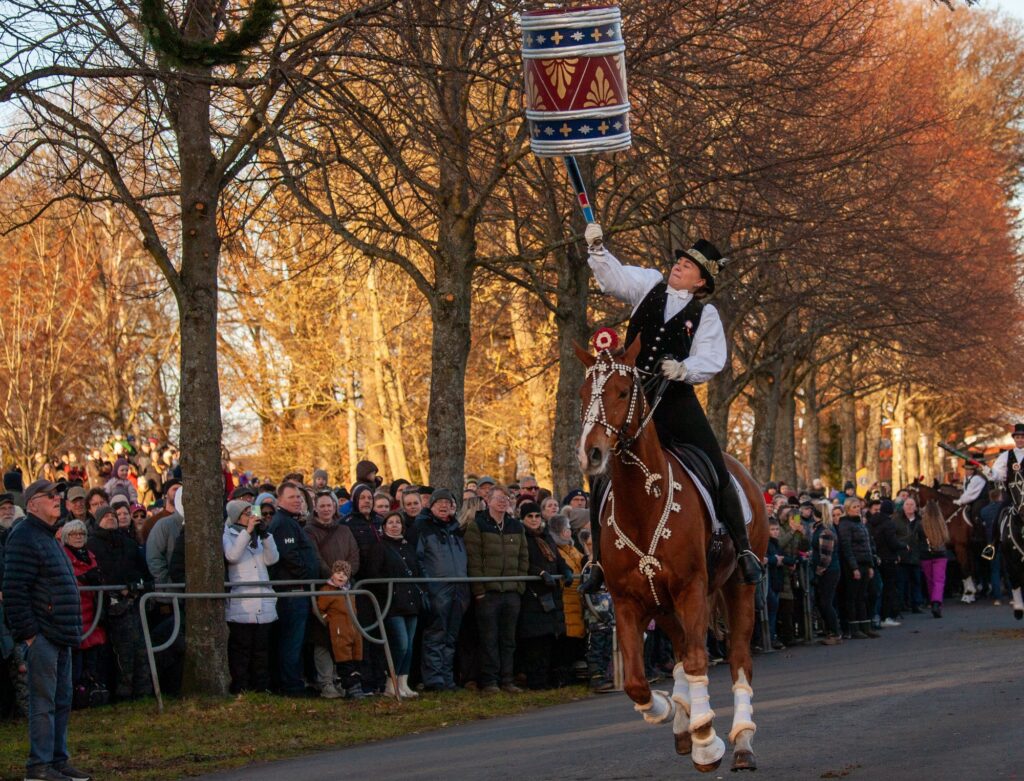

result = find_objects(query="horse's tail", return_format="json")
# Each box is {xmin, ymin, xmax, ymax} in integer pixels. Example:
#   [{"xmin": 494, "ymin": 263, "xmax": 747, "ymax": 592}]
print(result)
[{"xmin": 922, "ymin": 499, "xmax": 950, "ymax": 548}]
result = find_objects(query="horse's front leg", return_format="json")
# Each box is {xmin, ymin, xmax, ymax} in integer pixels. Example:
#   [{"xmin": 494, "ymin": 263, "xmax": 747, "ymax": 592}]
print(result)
[
  {"xmin": 677, "ymin": 578, "xmax": 724, "ymax": 772},
  {"xmin": 654, "ymin": 615, "xmax": 691, "ymax": 754},
  {"xmin": 618, "ymin": 599, "xmax": 674, "ymax": 724},
  {"xmin": 721, "ymin": 574, "xmax": 758, "ymax": 771}
]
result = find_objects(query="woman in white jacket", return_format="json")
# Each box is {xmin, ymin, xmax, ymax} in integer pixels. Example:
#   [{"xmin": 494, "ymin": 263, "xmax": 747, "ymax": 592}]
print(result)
[{"xmin": 223, "ymin": 499, "xmax": 280, "ymax": 694}]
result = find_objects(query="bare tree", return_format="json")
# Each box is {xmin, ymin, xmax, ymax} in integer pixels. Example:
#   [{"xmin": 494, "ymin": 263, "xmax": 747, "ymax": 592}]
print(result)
[{"xmin": 0, "ymin": 0, "xmax": 390, "ymax": 694}]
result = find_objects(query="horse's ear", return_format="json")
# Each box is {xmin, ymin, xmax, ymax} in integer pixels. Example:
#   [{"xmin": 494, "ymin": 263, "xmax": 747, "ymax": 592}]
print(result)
[
  {"xmin": 624, "ymin": 335, "xmax": 642, "ymax": 364},
  {"xmin": 573, "ymin": 341, "xmax": 596, "ymax": 368}
]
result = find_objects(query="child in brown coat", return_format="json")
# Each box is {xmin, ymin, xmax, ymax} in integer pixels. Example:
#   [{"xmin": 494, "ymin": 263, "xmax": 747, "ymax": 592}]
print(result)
[{"xmin": 317, "ymin": 560, "xmax": 366, "ymax": 698}]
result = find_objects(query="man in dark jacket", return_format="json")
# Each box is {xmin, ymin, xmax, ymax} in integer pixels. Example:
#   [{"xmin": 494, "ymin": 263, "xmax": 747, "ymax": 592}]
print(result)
[
  {"xmin": 464, "ymin": 485, "xmax": 529, "ymax": 693},
  {"xmin": 414, "ymin": 489, "xmax": 469, "ymax": 691},
  {"xmin": 867, "ymin": 501, "xmax": 909, "ymax": 627},
  {"xmin": 268, "ymin": 482, "xmax": 320, "ymax": 696},
  {"xmin": 892, "ymin": 497, "xmax": 925, "ymax": 613},
  {"xmin": 2, "ymin": 479, "xmax": 90, "ymax": 781}
]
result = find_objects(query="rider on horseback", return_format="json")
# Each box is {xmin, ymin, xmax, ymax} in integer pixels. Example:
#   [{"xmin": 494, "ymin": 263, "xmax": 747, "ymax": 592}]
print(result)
[
  {"xmin": 580, "ymin": 223, "xmax": 763, "ymax": 591},
  {"xmin": 954, "ymin": 457, "xmax": 990, "ymax": 524}
]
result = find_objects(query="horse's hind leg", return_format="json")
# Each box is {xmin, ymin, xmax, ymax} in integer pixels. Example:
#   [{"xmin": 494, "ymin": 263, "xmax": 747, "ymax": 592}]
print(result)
[
  {"xmin": 676, "ymin": 579, "xmax": 724, "ymax": 772},
  {"xmin": 619, "ymin": 600, "xmax": 674, "ymax": 725},
  {"xmin": 1011, "ymin": 587, "xmax": 1024, "ymax": 620},
  {"xmin": 655, "ymin": 615, "xmax": 691, "ymax": 755},
  {"xmin": 721, "ymin": 574, "xmax": 758, "ymax": 771}
]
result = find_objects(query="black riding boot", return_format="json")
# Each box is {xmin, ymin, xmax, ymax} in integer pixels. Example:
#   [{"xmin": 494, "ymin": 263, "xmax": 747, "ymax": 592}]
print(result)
[
  {"xmin": 719, "ymin": 480, "xmax": 763, "ymax": 585},
  {"xmin": 580, "ymin": 475, "xmax": 607, "ymax": 595}
]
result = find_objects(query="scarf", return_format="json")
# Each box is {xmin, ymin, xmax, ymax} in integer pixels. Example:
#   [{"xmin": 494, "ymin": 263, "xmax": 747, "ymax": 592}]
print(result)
[
  {"xmin": 814, "ymin": 522, "xmax": 835, "ymax": 574},
  {"xmin": 528, "ymin": 525, "xmax": 556, "ymax": 562}
]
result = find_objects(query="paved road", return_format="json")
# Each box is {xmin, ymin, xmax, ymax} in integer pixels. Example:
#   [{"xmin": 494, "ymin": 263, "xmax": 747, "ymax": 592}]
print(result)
[{"xmin": 204, "ymin": 602, "xmax": 1024, "ymax": 781}]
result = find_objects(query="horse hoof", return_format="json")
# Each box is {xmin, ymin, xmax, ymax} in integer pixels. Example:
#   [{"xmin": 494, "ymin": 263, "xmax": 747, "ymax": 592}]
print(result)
[
  {"xmin": 694, "ymin": 759, "xmax": 723, "ymax": 773},
  {"xmin": 1014, "ymin": 609, "xmax": 1023, "ymax": 621},
  {"xmin": 731, "ymin": 749, "xmax": 757, "ymax": 771},
  {"xmin": 692, "ymin": 735, "xmax": 726, "ymax": 771},
  {"xmin": 675, "ymin": 731, "xmax": 692, "ymax": 755}
]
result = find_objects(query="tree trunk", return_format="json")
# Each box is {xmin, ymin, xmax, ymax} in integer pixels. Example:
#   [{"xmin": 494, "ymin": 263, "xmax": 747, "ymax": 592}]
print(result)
[
  {"xmin": 749, "ymin": 371, "xmax": 781, "ymax": 481},
  {"xmin": 705, "ymin": 363, "xmax": 732, "ymax": 446},
  {"xmin": 891, "ymin": 393, "xmax": 906, "ymax": 490},
  {"xmin": 772, "ymin": 371, "xmax": 797, "ymax": 487},
  {"xmin": 509, "ymin": 288, "xmax": 553, "ymax": 488},
  {"xmin": 426, "ymin": 256, "xmax": 472, "ymax": 493},
  {"xmin": 177, "ymin": 70, "xmax": 228, "ymax": 696},
  {"xmin": 864, "ymin": 395, "xmax": 882, "ymax": 488},
  {"xmin": 905, "ymin": 410, "xmax": 921, "ymax": 483},
  {"xmin": 840, "ymin": 393, "xmax": 857, "ymax": 488},
  {"xmin": 367, "ymin": 268, "xmax": 409, "ymax": 480},
  {"xmin": 802, "ymin": 372, "xmax": 822, "ymax": 488},
  {"xmin": 551, "ymin": 242, "xmax": 591, "ymax": 500}
]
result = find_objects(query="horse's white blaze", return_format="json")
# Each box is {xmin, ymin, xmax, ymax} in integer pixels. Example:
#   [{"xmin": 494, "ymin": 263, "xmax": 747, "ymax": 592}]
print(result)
[
  {"xmin": 686, "ymin": 673, "xmax": 714, "ymax": 732},
  {"xmin": 577, "ymin": 414, "xmax": 595, "ymax": 471},
  {"xmin": 634, "ymin": 690, "xmax": 674, "ymax": 724},
  {"xmin": 728, "ymin": 668, "xmax": 756, "ymax": 743}
]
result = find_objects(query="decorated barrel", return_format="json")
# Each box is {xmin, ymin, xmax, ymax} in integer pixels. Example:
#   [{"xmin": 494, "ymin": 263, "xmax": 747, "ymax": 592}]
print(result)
[{"xmin": 521, "ymin": 5, "xmax": 631, "ymax": 157}]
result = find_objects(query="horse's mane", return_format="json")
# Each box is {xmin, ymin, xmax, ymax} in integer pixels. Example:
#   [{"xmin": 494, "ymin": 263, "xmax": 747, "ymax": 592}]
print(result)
[
  {"xmin": 921, "ymin": 500, "xmax": 950, "ymax": 548},
  {"xmin": 936, "ymin": 484, "xmax": 959, "ymax": 498}
]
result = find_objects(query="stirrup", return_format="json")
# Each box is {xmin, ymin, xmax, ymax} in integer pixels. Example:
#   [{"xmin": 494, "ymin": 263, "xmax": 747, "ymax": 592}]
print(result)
[
  {"xmin": 981, "ymin": 544, "xmax": 996, "ymax": 562},
  {"xmin": 579, "ymin": 562, "xmax": 605, "ymax": 594}
]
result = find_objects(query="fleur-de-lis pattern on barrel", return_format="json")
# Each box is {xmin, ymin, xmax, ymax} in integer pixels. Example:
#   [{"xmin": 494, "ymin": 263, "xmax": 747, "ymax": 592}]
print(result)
[{"xmin": 521, "ymin": 6, "xmax": 631, "ymax": 156}]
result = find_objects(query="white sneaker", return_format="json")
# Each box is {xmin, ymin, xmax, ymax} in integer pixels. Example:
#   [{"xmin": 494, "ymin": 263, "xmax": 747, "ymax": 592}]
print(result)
[
  {"xmin": 880, "ymin": 618, "xmax": 901, "ymax": 628},
  {"xmin": 320, "ymin": 683, "xmax": 343, "ymax": 699}
]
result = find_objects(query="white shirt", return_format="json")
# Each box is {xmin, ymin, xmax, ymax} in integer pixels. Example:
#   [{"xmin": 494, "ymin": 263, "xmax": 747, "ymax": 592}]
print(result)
[
  {"xmin": 958, "ymin": 473, "xmax": 988, "ymax": 505},
  {"xmin": 588, "ymin": 246, "xmax": 727, "ymax": 384},
  {"xmin": 989, "ymin": 448, "xmax": 1024, "ymax": 483}
]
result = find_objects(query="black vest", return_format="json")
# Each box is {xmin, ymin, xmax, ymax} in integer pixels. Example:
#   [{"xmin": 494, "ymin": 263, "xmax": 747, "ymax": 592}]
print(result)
[
  {"xmin": 1007, "ymin": 450, "xmax": 1024, "ymax": 509},
  {"xmin": 625, "ymin": 282, "xmax": 704, "ymax": 390}
]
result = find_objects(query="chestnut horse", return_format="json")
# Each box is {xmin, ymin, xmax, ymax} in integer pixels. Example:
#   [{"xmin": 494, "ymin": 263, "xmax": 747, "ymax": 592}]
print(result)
[
  {"xmin": 575, "ymin": 339, "xmax": 768, "ymax": 773},
  {"xmin": 909, "ymin": 481, "xmax": 986, "ymax": 603}
]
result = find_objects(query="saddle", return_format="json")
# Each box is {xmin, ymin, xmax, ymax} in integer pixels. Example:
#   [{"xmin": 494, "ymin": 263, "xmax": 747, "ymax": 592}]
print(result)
[{"xmin": 667, "ymin": 442, "xmax": 720, "ymax": 505}]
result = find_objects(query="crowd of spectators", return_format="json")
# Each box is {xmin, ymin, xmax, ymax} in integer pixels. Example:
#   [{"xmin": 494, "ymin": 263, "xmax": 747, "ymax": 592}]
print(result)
[{"xmin": 1, "ymin": 440, "xmax": 1010, "ymax": 725}]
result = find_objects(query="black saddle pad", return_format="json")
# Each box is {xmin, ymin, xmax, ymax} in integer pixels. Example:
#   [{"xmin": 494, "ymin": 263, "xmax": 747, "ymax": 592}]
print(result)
[{"xmin": 667, "ymin": 442, "xmax": 719, "ymax": 504}]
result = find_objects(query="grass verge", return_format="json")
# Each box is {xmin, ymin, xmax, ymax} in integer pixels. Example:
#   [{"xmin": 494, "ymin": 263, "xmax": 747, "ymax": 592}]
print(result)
[{"xmin": 0, "ymin": 686, "xmax": 590, "ymax": 781}]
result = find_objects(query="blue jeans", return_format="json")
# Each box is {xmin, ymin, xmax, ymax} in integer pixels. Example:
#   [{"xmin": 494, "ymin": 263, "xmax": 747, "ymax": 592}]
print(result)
[
  {"xmin": 766, "ymin": 588, "xmax": 780, "ymax": 642},
  {"xmin": 990, "ymin": 548, "xmax": 1003, "ymax": 600},
  {"xmin": 25, "ymin": 634, "xmax": 72, "ymax": 770},
  {"xmin": 385, "ymin": 615, "xmax": 418, "ymax": 676},
  {"xmin": 274, "ymin": 594, "xmax": 309, "ymax": 694}
]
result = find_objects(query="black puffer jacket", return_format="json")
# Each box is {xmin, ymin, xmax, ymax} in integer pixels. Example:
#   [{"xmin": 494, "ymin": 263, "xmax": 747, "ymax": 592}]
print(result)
[
  {"xmin": 867, "ymin": 513, "xmax": 908, "ymax": 564},
  {"xmin": 2, "ymin": 514, "xmax": 82, "ymax": 646},
  {"xmin": 837, "ymin": 515, "xmax": 875, "ymax": 569},
  {"xmin": 517, "ymin": 526, "xmax": 571, "ymax": 640},
  {"xmin": 374, "ymin": 535, "xmax": 422, "ymax": 618},
  {"xmin": 87, "ymin": 526, "xmax": 149, "ymax": 586}
]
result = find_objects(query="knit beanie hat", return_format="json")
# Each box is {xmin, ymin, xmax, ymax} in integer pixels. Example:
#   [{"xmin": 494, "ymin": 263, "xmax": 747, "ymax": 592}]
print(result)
[
  {"xmin": 113, "ymin": 458, "xmax": 130, "ymax": 475},
  {"xmin": 3, "ymin": 470, "xmax": 23, "ymax": 492},
  {"xmin": 313, "ymin": 468, "xmax": 329, "ymax": 483},
  {"xmin": 226, "ymin": 499, "xmax": 251, "ymax": 526},
  {"xmin": 94, "ymin": 505, "xmax": 115, "ymax": 526},
  {"xmin": 255, "ymin": 491, "xmax": 277, "ymax": 509},
  {"xmin": 518, "ymin": 501, "xmax": 542, "ymax": 519}
]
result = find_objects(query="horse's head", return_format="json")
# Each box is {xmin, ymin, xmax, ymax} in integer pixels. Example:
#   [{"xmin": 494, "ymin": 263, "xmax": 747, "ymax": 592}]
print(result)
[{"xmin": 574, "ymin": 336, "xmax": 644, "ymax": 475}]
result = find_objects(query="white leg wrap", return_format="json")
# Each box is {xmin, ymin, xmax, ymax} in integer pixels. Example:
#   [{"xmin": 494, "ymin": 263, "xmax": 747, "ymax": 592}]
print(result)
[
  {"xmin": 686, "ymin": 673, "xmax": 715, "ymax": 732},
  {"xmin": 691, "ymin": 728, "xmax": 726, "ymax": 766},
  {"xmin": 1012, "ymin": 588, "xmax": 1024, "ymax": 613},
  {"xmin": 962, "ymin": 577, "xmax": 976, "ymax": 603},
  {"xmin": 634, "ymin": 690, "xmax": 675, "ymax": 725},
  {"xmin": 728, "ymin": 669, "xmax": 756, "ymax": 743},
  {"xmin": 671, "ymin": 662, "xmax": 690, "ymax": 709}
]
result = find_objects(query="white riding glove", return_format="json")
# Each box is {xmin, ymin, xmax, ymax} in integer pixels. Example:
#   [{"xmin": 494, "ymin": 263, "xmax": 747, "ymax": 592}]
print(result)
[
  {"xmin": 661, "ymin": 358, "xmax": 688, "ymax": 382},
  {"xmin": 953, "ymin": 498, "xmax": 963, "ymax": 506},
  {"xmin": 584, "ymin": 222, "xmax": 603, "ymax": 249}
]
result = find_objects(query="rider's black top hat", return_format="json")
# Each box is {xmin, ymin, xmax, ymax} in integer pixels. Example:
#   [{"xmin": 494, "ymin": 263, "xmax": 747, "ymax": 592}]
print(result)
[
  {"xmin": 675, "ymin": 239, "xmax": 724, "ymax": 294},
  {"xmin": 1013, "ymin": 422, "xmax": 1024, "ymax": 436}
]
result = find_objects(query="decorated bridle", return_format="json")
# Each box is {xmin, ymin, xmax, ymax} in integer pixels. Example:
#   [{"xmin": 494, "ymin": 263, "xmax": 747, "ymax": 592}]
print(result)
[{"xmin": 582, "ymin": 328, "xmax": 666, "ymax": 496}]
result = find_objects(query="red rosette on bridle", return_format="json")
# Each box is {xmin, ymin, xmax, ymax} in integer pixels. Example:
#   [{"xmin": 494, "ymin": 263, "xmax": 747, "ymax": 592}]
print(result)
[{"xmin": 591, "ymin": 327, "xmax": 619, "ymax": 353}]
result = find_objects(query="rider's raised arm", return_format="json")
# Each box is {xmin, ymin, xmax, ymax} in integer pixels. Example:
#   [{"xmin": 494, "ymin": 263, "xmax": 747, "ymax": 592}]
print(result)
[
  {"xmin": 682, "ymin": 303, "xmax": 726, "ymax": 384},
  {"xmin": 587, "ymin": 244, "xmax": 663, "ymax": 311}
]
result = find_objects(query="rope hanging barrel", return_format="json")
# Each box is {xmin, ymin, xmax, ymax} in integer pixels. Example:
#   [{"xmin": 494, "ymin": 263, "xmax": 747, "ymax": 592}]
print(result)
[{"xmin": 521, "ymin": 5, "xmax": 631, "ymax": 157}]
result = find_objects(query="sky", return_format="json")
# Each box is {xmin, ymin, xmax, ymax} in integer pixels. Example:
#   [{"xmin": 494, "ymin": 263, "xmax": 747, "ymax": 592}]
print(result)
[{"xmin": 985, "ymin": 0, "xmax": 1024, "ymax": 20}]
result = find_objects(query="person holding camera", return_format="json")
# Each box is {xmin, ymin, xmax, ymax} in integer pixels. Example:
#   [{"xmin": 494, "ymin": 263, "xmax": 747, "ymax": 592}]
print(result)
[
  {"xmin": 86, "ymin": 506, "xmax": 152, "ymax": 699},
  {"xmin": 223, "ymin": 499, "xmax": 279, "ymax": 694}
]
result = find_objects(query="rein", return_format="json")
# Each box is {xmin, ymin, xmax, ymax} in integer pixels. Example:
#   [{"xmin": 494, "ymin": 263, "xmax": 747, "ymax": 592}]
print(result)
[{"xmin": 583, "ymin": 351, "xmax": 681, "ymax": 605}]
